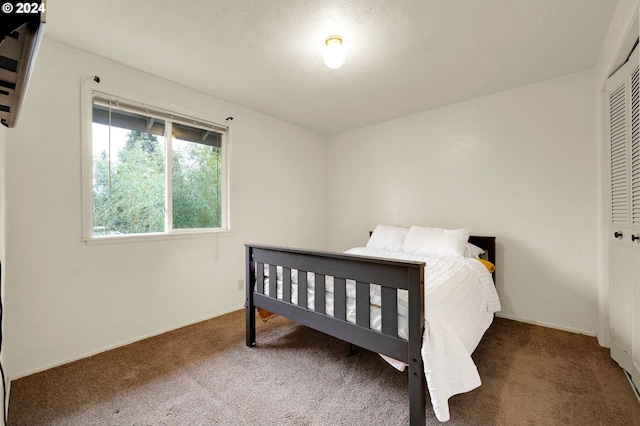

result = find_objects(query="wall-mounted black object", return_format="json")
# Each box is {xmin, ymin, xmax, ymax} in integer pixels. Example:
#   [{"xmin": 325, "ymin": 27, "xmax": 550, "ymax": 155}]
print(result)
[{"xmin": 0, "ymin": 0, "xmax": 46, "ymax": 128}]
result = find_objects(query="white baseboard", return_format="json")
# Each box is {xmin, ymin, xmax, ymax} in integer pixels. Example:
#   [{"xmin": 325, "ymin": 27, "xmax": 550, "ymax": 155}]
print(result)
[
  {"xmin": 625, "ymin": 371, "xmax": 640, "ymax": 405},
  {"xmin": 495, "ymin": 313, "xmax": 597, "ymax": 337}
]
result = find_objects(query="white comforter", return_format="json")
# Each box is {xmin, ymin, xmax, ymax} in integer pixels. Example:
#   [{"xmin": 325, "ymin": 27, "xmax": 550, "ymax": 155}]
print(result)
[{"xmin": 262, "ymin": 248, "xmax": 501, "ymax": 422}]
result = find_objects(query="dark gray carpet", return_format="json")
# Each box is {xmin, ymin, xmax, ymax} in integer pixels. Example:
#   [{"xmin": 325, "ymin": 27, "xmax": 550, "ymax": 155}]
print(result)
[{"xmin": 8, "ymin": 310, "xmax": 640, "ymax": 425}]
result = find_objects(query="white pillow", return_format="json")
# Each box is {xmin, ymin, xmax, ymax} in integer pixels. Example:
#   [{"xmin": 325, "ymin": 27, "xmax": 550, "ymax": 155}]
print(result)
[
  {"xmin": 465, "ymin": 243, "xmax": 485, "ymax": 258},
  {"xmin": 366, "ymin": 224, "xmax": 409, "ymax": 251},
  {"xmin": 401, "ymin": 226, "xmax": 470, "ymax": 257}
]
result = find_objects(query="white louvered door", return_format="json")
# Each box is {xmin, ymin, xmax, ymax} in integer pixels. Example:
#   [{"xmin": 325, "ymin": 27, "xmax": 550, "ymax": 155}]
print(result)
[
  {"xmin": 607, "ymin": 51, "xmax": 640, "ymax": 388},
  {"xmin": 631, "ymin": 62, "xmax": 640, "ymax": 390},
  {"xmin": 610, "ymin": 81, "xmax": 629, "ymax": 228}
]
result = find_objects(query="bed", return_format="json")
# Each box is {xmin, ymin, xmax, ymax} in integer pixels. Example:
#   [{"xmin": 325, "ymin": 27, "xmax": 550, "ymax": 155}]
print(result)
[{"xmin": 245, "ymin": 226, "xmax": 500, "ymax": 425}]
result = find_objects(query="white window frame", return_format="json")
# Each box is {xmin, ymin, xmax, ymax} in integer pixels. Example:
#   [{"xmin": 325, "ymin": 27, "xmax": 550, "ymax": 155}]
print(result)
[{"xmin": 81, "ymin": 79, "xmax": 232, "ymax": 244}]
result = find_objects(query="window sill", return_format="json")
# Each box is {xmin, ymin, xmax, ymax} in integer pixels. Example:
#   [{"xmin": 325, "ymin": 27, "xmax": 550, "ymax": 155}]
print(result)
[{"xmin": 84, "ymin": 229, "xmax": 235, "ymax": 245}]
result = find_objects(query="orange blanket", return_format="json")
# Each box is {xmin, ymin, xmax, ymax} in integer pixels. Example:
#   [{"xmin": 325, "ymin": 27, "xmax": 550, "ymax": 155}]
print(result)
[
  {"xmin": 257, "ymin": 308, "xmax": 277, "ymax": 322},
  {"xmin": 477, "ymin": 258, "xmax": 496, "ymax": 274}
]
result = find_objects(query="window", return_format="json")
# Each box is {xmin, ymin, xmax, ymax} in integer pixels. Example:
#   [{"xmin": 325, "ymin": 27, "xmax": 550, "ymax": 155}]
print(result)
[{"xmin": 83, "ymin": 89, "xmax": 229, "ymax": 241}]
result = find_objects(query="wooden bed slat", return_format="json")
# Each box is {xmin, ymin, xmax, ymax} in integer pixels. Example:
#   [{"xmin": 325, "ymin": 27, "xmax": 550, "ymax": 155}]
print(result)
[
  {"xmin": 298, "ymin": 270, "xmax": 308, "ymax": 308},
  {"xmin": 381, "ymin": 286, "xmax": 398, "ymax": 337},
  {"xmin": 334, "ymin": 277, "xmax": 347, "ymax": 321},
  {"xmin": 257, "ymin": 263, "xmax": 264, "ymax": 294},
  {"xmin": 283, "ymin": 267, "xmax": 291, "ymax": 303},
  {"xmin": 355, "ymin": 281, "xmax": 370, "ymax": 328},
  {"xmin": 315, "ymin": 274, "xmax": 326, "ymax": 314},
  {"xmin": 268, "ymin": 264, "xmax": 277, "ymax": 298}
]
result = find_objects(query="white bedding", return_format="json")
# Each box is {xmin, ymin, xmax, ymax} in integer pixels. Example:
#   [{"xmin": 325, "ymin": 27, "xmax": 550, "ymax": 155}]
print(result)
[{"xmin": 260, "ymin": 247, "xmax": 501, "ymax": 422}]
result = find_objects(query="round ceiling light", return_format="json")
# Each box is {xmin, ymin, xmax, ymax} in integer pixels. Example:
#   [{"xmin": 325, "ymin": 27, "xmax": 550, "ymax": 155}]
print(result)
[{"xmin": 323, "ymin": 35, "xmax": 345, "ymax": 69}]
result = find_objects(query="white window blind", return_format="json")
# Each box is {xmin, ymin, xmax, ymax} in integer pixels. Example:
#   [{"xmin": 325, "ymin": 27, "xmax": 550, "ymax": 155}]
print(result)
[{"xmin": 85, "ymin": 89, "xmax": 230, "ymax": 240}]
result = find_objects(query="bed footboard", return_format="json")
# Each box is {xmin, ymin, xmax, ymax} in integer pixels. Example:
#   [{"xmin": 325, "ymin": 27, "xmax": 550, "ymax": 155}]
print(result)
[{"xmin": 245, "ymin": 244, "xmax": 426, "ymax": 425}]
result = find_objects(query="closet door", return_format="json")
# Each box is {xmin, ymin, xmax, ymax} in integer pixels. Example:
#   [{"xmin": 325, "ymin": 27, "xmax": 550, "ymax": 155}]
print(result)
[{"xmin": 607, "ymin": 52, "xmax": 639, "ymax": 378}]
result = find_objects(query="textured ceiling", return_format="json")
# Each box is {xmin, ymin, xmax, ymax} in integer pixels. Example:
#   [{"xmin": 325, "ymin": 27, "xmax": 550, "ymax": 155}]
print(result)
[{"xmin": 45, "ymin": 0, "xmax": 618, "ymax": 135}]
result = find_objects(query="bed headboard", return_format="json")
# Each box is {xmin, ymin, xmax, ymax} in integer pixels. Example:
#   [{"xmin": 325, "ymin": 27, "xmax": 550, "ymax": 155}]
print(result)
[{"xmin": 467, "ymin": 235, "xmax": 496, "ymax": 266}]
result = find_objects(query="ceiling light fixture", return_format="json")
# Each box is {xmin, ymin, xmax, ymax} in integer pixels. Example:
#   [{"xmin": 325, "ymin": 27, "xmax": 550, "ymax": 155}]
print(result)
[{"xmin": 323, "ymin": 35, "xmax": 345, "ymax": 69}]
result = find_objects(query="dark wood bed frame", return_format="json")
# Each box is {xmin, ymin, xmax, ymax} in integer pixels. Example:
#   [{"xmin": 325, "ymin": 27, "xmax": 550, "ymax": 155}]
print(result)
[{"xmin": 245, "ymin": 236, "xmax": 496, "ymax": 425}]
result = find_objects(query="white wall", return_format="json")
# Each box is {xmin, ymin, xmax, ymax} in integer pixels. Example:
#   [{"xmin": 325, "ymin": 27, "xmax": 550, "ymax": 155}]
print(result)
[
  {"xmin": 4, "ymin": 38, "xmax": 328, "ymax": 378},
  {"xmin": 328, "ymin": 69, "xmax": 598, "ymax": 335}
]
